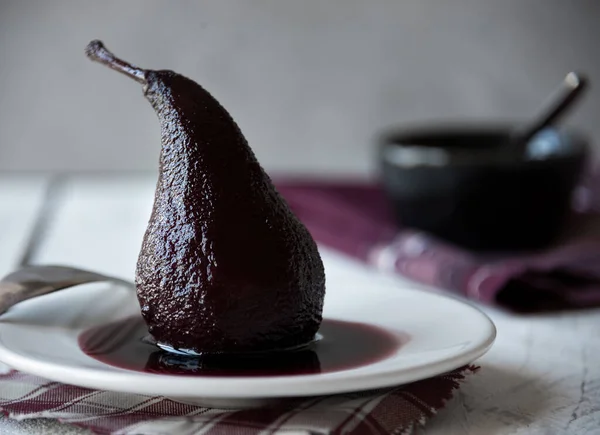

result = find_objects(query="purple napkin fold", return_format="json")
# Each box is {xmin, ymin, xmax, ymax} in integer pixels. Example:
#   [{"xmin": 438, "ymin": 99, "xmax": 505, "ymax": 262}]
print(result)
[{"xmin": 276, "ymin": 175, "xmax": 600, "ymax": 312}]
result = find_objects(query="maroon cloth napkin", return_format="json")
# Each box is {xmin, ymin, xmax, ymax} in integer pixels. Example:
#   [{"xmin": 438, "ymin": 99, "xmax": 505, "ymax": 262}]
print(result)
[
  {"xmin": 277, "ymin": 177, "xmax": 600, "ymax": 312},
  {"xmin": 0, "ymin": 366, "xmax": 477, "ymax": 434}
]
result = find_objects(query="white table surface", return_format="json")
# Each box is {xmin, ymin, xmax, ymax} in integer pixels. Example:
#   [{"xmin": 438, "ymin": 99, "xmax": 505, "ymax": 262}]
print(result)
[{"xmin": 0, "ymin": 174, "xmax": 599, "ymax": 435}]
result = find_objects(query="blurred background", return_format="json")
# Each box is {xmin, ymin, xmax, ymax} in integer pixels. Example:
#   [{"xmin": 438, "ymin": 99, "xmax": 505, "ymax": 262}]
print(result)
[{"xmin": 0, "ymin": 0, "xmax": 599, "ymax": 177}]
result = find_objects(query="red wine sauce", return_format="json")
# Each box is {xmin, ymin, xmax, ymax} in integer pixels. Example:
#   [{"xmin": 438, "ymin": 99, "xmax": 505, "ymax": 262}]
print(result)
[{"xmin": 79, "ymin": 316, "xmax": 406, "ymax": 377}]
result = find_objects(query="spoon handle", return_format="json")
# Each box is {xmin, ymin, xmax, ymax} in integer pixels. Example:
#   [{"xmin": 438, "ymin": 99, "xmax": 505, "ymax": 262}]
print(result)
[
  {"xmin": 515, "ymin": 72, "xmax": 588, "ymax": 145},
  {"xmin": 0, "ymin": 265, "xmax": 133, "ymax": 315}
]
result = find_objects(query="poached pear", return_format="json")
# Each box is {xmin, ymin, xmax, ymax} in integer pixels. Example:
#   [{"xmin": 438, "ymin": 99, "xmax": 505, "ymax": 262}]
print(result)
[{"xmin": 85, "ymin": 40, "xmax": 325, "ymax": 355}]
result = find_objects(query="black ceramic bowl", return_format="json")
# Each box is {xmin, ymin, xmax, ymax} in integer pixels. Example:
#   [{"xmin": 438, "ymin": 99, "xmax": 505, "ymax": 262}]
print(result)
[{"xmin": 379, "ymin": 124, "xmax": 588, "ymax": 251}]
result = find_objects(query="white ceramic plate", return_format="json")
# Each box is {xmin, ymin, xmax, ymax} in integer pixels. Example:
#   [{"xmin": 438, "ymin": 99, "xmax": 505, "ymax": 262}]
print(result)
[{"xmin": 0, "ymin": 272, "xmax": 495, "ymax": 408}]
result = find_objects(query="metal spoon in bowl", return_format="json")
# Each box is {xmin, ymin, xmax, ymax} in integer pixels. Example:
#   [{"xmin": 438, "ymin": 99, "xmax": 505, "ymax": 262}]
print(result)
[
  {"xmin": 506, "ymin": 71, "xmax": 589, "ymax": 159},
  {"xmin": 0, "ymin": 265, "xmax": 133, "ymax": 316}
]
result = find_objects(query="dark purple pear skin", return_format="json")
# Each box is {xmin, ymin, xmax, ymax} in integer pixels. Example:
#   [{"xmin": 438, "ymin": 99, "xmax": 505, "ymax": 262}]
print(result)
[{"xmin": 86, "ymin": 41, "xmax": 325, "ymax": 354}]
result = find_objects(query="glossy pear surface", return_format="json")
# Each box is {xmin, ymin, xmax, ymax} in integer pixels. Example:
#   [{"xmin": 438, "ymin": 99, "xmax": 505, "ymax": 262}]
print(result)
[{"xmin": 86, "ymin": 41, "xmax": 325, "ymax": 354}]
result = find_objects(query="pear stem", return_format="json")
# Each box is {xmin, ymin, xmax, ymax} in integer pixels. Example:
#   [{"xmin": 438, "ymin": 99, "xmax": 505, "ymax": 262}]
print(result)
[{"xmin": 85, "ymin": 40, "xmax": 147, "ymax": 84}]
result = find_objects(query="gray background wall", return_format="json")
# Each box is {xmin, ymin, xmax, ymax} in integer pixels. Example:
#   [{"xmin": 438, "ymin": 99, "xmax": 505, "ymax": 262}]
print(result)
[{"xmin": 0, "ymin": 0, "xmax": 598, "ymax": 177}]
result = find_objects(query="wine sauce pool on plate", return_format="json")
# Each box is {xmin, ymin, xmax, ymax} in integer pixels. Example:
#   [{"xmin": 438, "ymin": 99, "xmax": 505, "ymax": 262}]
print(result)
[{"xmin": 79, "ymin": 317, "xmax": 406, "ymax": 377}]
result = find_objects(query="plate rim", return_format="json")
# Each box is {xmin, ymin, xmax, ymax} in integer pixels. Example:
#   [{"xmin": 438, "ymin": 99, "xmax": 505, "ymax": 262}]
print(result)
[{"xmin": 0, "ymin": 284, "xmax": 496, "ymax": 399}]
